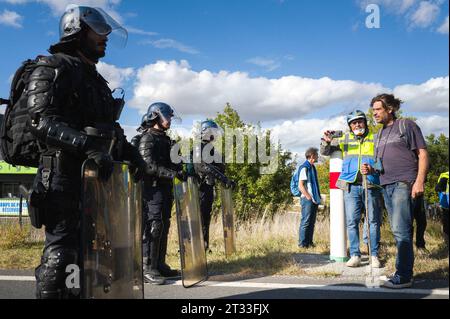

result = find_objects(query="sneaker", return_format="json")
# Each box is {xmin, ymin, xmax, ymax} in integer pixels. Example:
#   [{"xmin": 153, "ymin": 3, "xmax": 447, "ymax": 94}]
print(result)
[
  {"xmin": 144, "ymin": 269, "xmax": 166, "ymax": 285},
  {"xmin": 371, "ymin": 256, "xmax": 381, "ymax": 268},
  {"xmin": 382, "ymin": 274, "xmax": 413, "ymax": 289},
  {"xmin": 346, "ymin": 256, "xmax": 361, "ymax": 267}
]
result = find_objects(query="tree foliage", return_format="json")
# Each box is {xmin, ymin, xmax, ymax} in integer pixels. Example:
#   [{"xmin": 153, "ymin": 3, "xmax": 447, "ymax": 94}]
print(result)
[
  {"xmin": 213, "ymin": 103, "xmax": 294, "ymax": 221},
  {"xmin": 424, "ymin": 133, "xmax": 449, "ymax": 204}
]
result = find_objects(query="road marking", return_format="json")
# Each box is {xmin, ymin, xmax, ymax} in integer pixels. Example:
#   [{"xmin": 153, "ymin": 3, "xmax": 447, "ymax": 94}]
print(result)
[
  {"xmin": 0, "ymin": 275, "xmax": 35, "ymax": 281},
  {"xmin": 1, "ymin": 275, "xmax": 448, "ymax": 297},
  {"xmin": 165, "ymin": 280, "xmax": 449, "ymax": 297}
]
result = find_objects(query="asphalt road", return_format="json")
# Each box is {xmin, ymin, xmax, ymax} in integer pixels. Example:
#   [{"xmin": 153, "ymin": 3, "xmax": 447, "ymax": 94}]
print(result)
[{"xmin": 0, "ymin": 269, "xmax": 448, "ymax": 300}]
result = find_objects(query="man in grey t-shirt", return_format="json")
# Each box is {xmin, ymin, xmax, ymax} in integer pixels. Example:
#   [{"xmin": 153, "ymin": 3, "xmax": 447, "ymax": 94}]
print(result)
[{"xmin": 367, "ymin": 93, "xmax": 429, "ymax": 289}]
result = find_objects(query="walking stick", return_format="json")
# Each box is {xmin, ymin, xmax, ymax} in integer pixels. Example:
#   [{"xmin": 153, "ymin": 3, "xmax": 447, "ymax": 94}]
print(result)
[{"xmin": 363, "ymin": 174, "xmax": 375, "ymax": 286}]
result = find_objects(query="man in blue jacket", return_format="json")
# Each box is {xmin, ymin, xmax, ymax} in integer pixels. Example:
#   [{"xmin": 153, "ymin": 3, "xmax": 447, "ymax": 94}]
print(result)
[{"xmin": 293, "ymin": 147, "xmax": 321, "ymax": 248}]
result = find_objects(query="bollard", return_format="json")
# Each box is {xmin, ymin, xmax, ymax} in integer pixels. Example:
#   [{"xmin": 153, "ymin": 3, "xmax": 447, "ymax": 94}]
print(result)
[{"xmin": 329, "ymin": 151, "xmax": 348, "ymax": 262}]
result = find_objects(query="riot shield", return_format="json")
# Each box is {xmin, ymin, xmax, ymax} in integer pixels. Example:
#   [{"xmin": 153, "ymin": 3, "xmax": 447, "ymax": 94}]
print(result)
[
  {"xmin": 174, "ymin": 176, "xmax": 208, "ymax": 288},
  {"xmin": 221, "ymin": 186, "xmax": 236, "ymax": 257},
  {"xmin": 81, "ymin": 160, "xmax": 143, "ymax": 299}
]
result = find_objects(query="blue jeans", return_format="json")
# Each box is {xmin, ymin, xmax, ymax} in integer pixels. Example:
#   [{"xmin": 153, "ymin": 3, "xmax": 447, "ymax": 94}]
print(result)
[
  {"xmin": 344, "ymin": 184, "xmax": 382, "ymax": 257},
  {"xmin": 382, "ymin": 182, "xmax": 415, "ymax": 280},
  {"xmin": 299, "ymin": 198, "xmax": 318, "ymax": 247}
]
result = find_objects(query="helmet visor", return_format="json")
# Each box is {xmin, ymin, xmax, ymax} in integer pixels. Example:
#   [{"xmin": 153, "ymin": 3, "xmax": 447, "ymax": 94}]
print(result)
[
  {"xmin": 159, "ymin": 107, "xmax": 182, "ymax": 126},
  {"xmin": 90, "ymin": 8, "xmax": 127, "ymax": 48},
  {"xmin": 65, "ymin": 5, "xmax": 128, "ymax": 48}
]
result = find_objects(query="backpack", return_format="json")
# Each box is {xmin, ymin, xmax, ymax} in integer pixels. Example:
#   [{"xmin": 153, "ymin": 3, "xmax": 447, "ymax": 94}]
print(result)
[
  {"xmin": 290, "ymin": 165, "xmax": 302, "ymax": 197},
  {"xmin": 0, "ymin": 58, "xmax": 43, "ymax": 168}
]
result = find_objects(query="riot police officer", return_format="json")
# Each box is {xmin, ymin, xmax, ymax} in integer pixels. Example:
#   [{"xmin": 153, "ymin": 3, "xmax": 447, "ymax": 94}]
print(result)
[
  {"xmin": 26, "ymin": 5, "xmax": 144, "ymax": 298},
  {"xmin": 191, "ymin": 120, "xmax": 235, "ymax": 251},
  {"xmin": 133, "ymin": 102, "xmax": 186, "ymax": 285}
]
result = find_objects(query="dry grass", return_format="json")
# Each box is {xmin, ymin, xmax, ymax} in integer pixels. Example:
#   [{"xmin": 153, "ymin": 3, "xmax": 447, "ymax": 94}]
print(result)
[
  {"xmin": 0, "ymin": 219, "xmax": 44, "ymax": 269},
  {"xmin": 1, "ymin": 213, "xmax": 448, "ymax": 281},
  {"xmin": 166, "ymin": 212, "xmax": 449, "ymax": 280}
]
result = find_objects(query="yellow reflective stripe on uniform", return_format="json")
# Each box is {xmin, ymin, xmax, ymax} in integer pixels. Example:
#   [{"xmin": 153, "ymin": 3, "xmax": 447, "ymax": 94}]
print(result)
[{"xmin": 339, "ymin": 132, "xmax": 376, "ymax": 157}]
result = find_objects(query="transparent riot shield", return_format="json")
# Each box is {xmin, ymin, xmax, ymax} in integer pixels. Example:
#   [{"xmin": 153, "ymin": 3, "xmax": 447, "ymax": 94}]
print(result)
[
  {"xmin": 81, "ymin": 160, "xmax": 143, "ymax": 299},
  {"xmin": 174, "ymin": 176, "xmax": 208, "ymax": 288},
  {"xmin": 221, "ymin": 186, "xmax": 236, "ymax": 257}
]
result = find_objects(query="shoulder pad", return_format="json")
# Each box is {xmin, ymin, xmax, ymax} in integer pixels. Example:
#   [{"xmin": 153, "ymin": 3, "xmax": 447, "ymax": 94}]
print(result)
[
  {"xmin": 140, "ymin": 132, "xmax": 155, "ymax": 142},
  {"xmin": 140, "ymin": 133, "xmax": 155, "ymax": 149},
  {"xmin": 130, "ymin": 134, "xmax": 142, "ymax": 147},
  {"xmin": 34, "ymin": 55, "xmax": 64, "ymax": 68},
  {"xmin": 35, "ymin": 53, "xmax": 81, "ymax": 69}
]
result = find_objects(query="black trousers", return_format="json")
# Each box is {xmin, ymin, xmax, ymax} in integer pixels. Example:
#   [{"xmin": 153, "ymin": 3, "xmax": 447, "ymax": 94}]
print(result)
[
  {"xmin": 413, "ymin": 195, "xmax": 427, "ymax": 249},
  {"xmin": 142, "ymin": 183, "xmax": 173, "ymax": 261},
  {"xmin": 35, "ymin": 189, "xmax": 80, "ymax": 299},
  {"xmin": 199, "ymin": 183, "xmax": 214, "ymax": 248}
]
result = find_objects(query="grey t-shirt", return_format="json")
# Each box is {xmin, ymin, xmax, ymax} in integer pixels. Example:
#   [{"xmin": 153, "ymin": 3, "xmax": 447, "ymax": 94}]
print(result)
[{"xmin": 376, "ymin": 119, "xmax": 427, "ymax": 186}]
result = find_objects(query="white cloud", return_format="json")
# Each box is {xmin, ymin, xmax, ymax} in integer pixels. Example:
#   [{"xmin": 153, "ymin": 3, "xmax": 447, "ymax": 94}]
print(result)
[
  {"xmin": 140, "ymin": 38, "xmax": 199, "ymax": 55},
  {"xmin": 269, "ymin": 113, "xmax": 449, "ymax": 156},
  {"xmin": 121, "ymin": 125, "xmax": 138, "ymax": 142},
  {"xmin": 393, "ymin": 76, "xmax": 449, "ymax": 113},
  {"xmin": 0, "ymin": 9, "xmax": 23, "ymax": 28},
  {"xmin": 358, "ymin": 0, "xmax": 418, "ymax": 14},
  {"xmin": 128, "ymin": 60, "xmax": 387, "ymax": 122},
  {"xmin": 126, "ymin": 26, "xmax": 158, "ymax": 36},
  {"xmin": 357, "ymin": 0, "xmax": 447, "ymax": 33},
  {"xmin": 416, "ymin": 115, "xmax": 449, "ymax": 137},
  {"xmin": 270, "ymin": 116, "xmax": 348, "ymax": 154},
  {"xmin": 97, "ymin": 62, "xmax": 134, "ymax": 90},
  {"xmin": 247, "ymin": 57, "xmax": 281, "ymax": 71},
  {"xmin": 437, "ymin": 16, "xmax": 449, "ymax": 34},
  {"xmin": 409, "ymin": 1, "xmax": 440, "ymax": 28}
]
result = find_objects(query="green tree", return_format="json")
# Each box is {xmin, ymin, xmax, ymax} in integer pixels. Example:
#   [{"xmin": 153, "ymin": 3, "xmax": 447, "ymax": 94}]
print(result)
[
  {"xmin": 214, "ymin": 103, "xmax": 294, "ymax": 221},
  {"xmin": 316, "ymin": 158, "xmax": 330, "ymax": 196},
  {"xmin": 424, "ymin": 133, "xmax": 449, "ymax": 204}
]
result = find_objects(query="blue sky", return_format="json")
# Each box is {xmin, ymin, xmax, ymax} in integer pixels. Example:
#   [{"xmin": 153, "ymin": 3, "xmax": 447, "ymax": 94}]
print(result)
[{"xmin": 0, "ymin": 0, "xmax": 448, "ymax": 157}]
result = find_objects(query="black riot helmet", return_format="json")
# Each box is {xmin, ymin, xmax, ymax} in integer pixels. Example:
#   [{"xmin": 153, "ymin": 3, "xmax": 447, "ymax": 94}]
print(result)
[
  {"xmin": 141, "ymin": 102, "xmax": 181, "ymax": 130},
  {"xmin": 200, "ymin": 120, "xmax": 223, "ymax": 142},
  {"xmin": 59, "ymin": 5, "xmax": 127, "ymax": 46},
  {"xmin": 49, "ymin": 4, "xmax": 127, "ymax": 56}
]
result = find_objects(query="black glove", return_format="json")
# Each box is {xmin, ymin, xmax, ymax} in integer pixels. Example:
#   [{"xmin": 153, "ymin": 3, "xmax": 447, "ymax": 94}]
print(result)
[
  {"xmin": 176, "ymin": 170, "xmax": 188, "ymax": 182},
  {"xmin": 86, "ymin": 150, "xmax": 114, "ymax": 181},
  {"xmin": 129, "ymin": 163, "xmax": 145, "ymax": 182}
]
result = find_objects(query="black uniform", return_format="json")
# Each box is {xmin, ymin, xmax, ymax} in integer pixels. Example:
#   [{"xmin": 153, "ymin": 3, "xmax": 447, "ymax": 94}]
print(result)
[
  {"xmin": 134, "ymin": 128, "xmax": 182, "ymax": 273},
  {"xmin": 27, "ymin": 52, "xmax": 142, "ymax": 298},
  {"xmin": 193, "ymin": 143, "xmax": 226, "ymax": 250}
]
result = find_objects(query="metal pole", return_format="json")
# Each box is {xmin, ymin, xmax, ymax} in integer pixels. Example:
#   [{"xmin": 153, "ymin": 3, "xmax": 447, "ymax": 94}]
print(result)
[{"xmin": 19, "ymin": 194, "xmax": 23, "ymax": 229}]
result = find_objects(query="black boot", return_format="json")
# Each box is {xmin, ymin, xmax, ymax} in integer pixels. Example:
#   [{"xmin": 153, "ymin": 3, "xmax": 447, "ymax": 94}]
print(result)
[
  {"xmin": 159, "ymin": 263, "xmax": 181, "ymax": 277},
  {"xmin": 158, "ymin": 219, "xmax": 180, "ymax": 277},
  {"xmin": 143, "ymin": 238, "xmax": 166, "ymax": 285}
]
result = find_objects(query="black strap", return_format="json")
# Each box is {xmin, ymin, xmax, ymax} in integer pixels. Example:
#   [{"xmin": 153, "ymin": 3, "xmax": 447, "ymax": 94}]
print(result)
[{"xmin": 41, "ymin": 155, "xmax": 54, "ymax": 190}]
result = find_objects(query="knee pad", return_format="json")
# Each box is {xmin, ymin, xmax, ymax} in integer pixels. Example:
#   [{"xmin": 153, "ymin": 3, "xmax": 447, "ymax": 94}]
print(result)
[
  {"xmin": 35, "ymin": 247, "xmax": 78, "ymax": 299},
  {"xmin": 150, "ymin": 220, "xmax": 163, "ymax": 240}
]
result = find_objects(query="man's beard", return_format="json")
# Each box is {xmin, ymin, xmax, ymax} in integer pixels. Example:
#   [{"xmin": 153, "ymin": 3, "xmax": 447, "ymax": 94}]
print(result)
[{"xmin": 80, "ymin": 34, "xmax": 105, "ymax": 63}]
